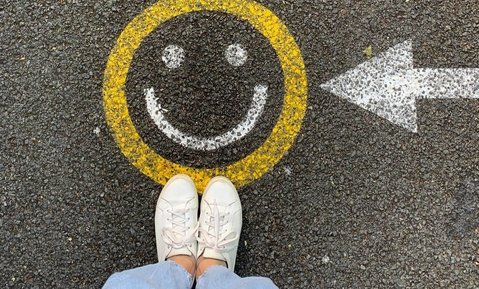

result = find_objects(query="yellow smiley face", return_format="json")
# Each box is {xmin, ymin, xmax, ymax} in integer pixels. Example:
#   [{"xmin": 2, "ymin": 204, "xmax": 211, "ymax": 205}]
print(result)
[{"xmin": 103, "ymin": 0, "xmax": 308, "ymax": 192}]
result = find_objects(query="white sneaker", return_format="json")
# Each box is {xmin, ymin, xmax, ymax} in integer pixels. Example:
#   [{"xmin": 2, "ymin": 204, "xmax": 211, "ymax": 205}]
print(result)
[
  {"xmin": 155, "ymin": 174, "xmax": 198, "ymax": 262},
  {"xmin": 197, "ymin": 176, "xmax": 242, "ymax": 271}
]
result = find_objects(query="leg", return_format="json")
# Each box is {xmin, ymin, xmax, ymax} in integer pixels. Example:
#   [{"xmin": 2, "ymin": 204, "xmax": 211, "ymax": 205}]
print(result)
[
  {"xmin": 196, "ymin": 265, "xmax": 278, "ymax": 289},
  {"xmin": 103, "ymin": 261, "xmax": 193, "ymax": 289}
]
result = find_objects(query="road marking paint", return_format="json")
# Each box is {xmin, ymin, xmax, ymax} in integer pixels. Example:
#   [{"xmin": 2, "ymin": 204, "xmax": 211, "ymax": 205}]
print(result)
[
  {"xmin": 225, "ymin": 44, "xmax": 248, "ymax": 66},
  {"xmin": 93, "ymin": 127, "xmax": 101, "ymax": 136},
  {"xmin": 103, "ymin": 0, "xmax": 308, "ymax": 191},
  {"xmin": 162, "ymin": 45, "xmax": 185, "ymax": 69},
  {"xmin": 321, "ymin": 40, "xmax": 479, "ymax": 133},
  {"xmin": 145, "ymin": 84, "xmax": 268, "ymax": 151}
]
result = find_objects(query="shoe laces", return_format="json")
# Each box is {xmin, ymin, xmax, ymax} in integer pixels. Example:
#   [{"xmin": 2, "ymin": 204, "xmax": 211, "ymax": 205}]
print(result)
[
  {"xmin": 163, "ymin": 205, "xmax": 197, "ymax": 249},
  {"xmin": 197, "ymin": 202, "xmax": 238, "ymax": 252}
]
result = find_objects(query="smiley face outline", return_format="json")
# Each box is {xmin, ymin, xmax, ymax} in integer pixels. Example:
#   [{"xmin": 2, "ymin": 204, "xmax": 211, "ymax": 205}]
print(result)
[{"xmin": 103, "ymin": 0, "xmax": 308, "ymax": 191}]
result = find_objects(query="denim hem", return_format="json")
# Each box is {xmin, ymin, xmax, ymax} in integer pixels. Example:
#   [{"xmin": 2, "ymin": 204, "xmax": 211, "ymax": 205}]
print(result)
[
  {"xmin": 166, "ymin": 260, "xmax": 195, "ymax": 288},
  {"xmin": 196, "ymin": 265, "xmax": 229, "ymax": 282}
]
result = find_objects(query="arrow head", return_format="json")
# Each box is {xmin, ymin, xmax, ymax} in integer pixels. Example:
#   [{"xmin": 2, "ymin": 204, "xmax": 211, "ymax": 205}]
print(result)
[{"xmin": 321, "ymin": 40, "xmax": 418, "ymax": 133}]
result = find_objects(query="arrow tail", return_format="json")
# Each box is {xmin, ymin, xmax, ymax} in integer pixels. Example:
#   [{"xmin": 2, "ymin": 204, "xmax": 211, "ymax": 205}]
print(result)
[{"xmin": 413, "ymin": 68, "xmax": 479, "ymax": 99}]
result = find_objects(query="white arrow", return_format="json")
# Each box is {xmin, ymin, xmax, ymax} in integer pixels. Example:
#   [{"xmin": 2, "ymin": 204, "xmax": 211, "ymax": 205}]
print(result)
[{"xmin": 321, "ymin": 40, "xmax": 479, "ymax": 133}]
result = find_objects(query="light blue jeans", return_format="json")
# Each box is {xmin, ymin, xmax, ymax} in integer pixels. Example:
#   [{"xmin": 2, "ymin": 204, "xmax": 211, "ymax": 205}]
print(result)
[{"xmin": 103, "ymin": 261, "xmax": 278, "ymax": 289}]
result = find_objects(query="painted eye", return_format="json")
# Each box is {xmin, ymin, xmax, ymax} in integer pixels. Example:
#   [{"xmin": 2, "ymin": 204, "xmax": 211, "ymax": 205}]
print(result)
[
  {"xmin": 162, "ymin": 45, "xmax": 185, "ymax": 69},
  {"xmin": 225, "ymin": 44, "xmax": 248, "ymax": 67}
]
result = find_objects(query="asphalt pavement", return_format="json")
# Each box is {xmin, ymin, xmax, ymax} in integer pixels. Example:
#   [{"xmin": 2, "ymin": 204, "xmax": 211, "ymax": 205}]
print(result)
[{"xmin": 1, "ymin": 0, "xmax": 478, "ymax": 288}]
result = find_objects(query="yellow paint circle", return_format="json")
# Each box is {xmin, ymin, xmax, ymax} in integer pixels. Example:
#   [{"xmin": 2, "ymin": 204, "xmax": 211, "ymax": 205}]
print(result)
[{"xmin": 103, "ymin": 0, "xmax": 308, "ymax": 191}]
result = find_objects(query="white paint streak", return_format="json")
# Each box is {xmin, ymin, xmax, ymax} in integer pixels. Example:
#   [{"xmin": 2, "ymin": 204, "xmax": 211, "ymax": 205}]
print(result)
[
  {"xmin": 145, "ymin": 85, "xmax": 268, "ymax": 151},
  {"xmin": 321, "ymin": 40, "xmax": 479, "ymax": 133},
  {"xmin": 322, "ymin": 255, "xmax": 330, "ymax": 264},
  {"xmin": 283, "ymin": 166, "xmax": 292, "ymax": 176},
  {"xmin": 225, "ymin": 44, "xmax": 248, "ymax": 67},
  {"xmin": 162, "ymin": 45, "xmax": 185, "ymax": 69},
  {"xmin": 93, "ymin": 127, "xmax": 101, "ymax": 136}
]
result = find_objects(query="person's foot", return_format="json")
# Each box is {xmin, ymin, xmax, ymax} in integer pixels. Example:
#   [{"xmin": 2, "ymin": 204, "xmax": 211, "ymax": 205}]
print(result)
[
  {"xmin": 197, "ymin": 176, "xmax": 242, "ymax": 273},
  {"xmin": 155, "ymin": 174, "xmax": 198, "ymax": 265}
]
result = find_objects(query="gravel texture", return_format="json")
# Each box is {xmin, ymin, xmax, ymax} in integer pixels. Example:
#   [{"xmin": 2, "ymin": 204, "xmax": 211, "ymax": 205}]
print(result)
[{"xmin": 1, "ymin": 0, "xmax": 478, "ymax": 288}]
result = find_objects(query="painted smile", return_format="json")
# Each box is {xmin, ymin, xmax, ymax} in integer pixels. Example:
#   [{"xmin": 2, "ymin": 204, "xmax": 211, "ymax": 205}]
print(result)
[{"xmin": 144, "ymin": 44, "xmax": 269, "ymax": 151}]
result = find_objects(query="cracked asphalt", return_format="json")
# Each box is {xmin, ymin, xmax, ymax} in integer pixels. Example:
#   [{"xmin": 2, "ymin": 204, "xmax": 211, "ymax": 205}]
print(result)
[{"xmin": 1, "ymin": 0, "xmax": 479, "ymax": 288}]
